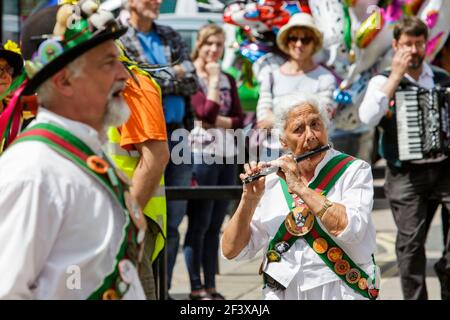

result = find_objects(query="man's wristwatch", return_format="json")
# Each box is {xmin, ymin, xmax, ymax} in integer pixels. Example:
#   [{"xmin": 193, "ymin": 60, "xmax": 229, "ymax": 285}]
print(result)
[{"xmin": 316, "ymin": 198, "xmax": 333, "ymax": 220}]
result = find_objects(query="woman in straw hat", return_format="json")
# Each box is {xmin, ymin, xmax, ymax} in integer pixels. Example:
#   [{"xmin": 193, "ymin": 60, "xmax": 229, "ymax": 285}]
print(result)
[{"xmin": 255, "ymin": 13, "xmax": 337, "ymax": 161}]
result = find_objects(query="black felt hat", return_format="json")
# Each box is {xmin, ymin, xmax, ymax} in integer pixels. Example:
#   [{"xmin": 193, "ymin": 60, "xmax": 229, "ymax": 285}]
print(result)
[
  {"xmin": 0, "ymin": 41, "xmax": 24, "ymax": 78},
  {"xmin": 21, "ymin": 1, "xmax": 127, "ymax": 95}
]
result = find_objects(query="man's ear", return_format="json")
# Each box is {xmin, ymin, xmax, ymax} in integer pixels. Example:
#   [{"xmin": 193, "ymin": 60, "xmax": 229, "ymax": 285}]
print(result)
[
  {"xmin": 392, "ymin": 39, "xmax": 399, "ymax": 51},
  {"xmin": 51, "ymin": 68, "xmax": 74, "ymax": 97}
]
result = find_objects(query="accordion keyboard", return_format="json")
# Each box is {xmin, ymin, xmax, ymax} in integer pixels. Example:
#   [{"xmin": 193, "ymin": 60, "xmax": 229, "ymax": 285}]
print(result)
[{"xmin": 396, "ymin": 89, "xmax": 424, "ymax": 161}]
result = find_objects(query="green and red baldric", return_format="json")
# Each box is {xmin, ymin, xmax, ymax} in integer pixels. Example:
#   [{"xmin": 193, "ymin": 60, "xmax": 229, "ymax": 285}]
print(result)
[
  {"xmin": 12, "ymin": 123, "xmax": 146, "ymax": 300},
  {"xmin": 262, "ymin": 153, "xmax": 379, "ymax": 300}
]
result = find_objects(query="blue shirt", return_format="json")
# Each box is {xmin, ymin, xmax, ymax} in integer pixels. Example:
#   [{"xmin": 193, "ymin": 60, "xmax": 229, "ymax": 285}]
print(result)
[{"xmin": 137, "ymin": 30, "xmax": 185, "ymax": 124}]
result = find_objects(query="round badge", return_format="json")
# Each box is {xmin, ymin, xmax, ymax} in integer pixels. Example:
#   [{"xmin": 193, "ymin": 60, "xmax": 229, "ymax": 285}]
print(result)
[
  {"xmin": 312, "ymin": 237, "xmax": 328, "ymax": 254},
  {"xmin": 37, "ymin": 39, "xmax": 64, "ymax": 64},
  {"xmin": 358, "ymin": 278, "xmax": 368, "ymax": 290},
  {"xmin": 118, "ymin": 259, "xmax": 136, "ymax": 284},
  {"xmin": 284, "ymin": 209, "xmax": 314, "ymax": 237},
  {"xmin": 86, "ymin": 155, "xmax": 109, "ymax": 174},
  {"xmin": 334, "ymin": 259, "xmax": 350, "ymax": 275},
  {"xmin": 274, "ymin": 241, "xmax": 290, "ymax": 254},
  {"xmin": 327, "ymin": 247, "xmax": 343, "ymax": 263},
  {"xmin": 102, "ymin": 288, "xmax": 120, "ymax": 300},
  {"xmin": 266, "ymin": 250, "xmax": 281, "ymax": 262},
  {"xmin": 345, "ymin": 268, "xmax": 361, "ymax": 284}
]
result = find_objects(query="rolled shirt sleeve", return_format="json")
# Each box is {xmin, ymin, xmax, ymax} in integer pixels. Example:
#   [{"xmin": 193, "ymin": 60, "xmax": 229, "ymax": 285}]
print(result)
[
  {"xmin": 335, "ymin": 160, "xmax": 374, "ymax": 244},
  {"xmin": 358, "ymin": 75, "xmax": 390, "ymax": 128},
  {"xmin": 221, "ymin": 204, "xmax": 270, "ymax": 261}
]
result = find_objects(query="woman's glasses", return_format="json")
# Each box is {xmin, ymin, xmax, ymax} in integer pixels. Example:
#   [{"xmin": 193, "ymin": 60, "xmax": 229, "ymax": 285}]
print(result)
[
  {"xmin": 0, "ymin": 65, "xmax": 14, "ymax": 77},
  {"xmin": 287, "ymin": 35, "xmax": 313, "ymax": 45}
]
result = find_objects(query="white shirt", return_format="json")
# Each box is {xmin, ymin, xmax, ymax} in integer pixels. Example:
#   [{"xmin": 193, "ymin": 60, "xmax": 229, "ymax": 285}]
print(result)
[
  {"xmin": 223, "ymin": 149, "xmax": 377, "ymax": 297},
  {"xmin": 359, "ymin": 63, "xmax": 434, "ymax": 128},
  {"xmin": 256, "ymin": 65, "xmax": 337, "ymax": 122},
  {"xmin": 0, "ymin": 108, "xmax": 145, "ymax": 299}
]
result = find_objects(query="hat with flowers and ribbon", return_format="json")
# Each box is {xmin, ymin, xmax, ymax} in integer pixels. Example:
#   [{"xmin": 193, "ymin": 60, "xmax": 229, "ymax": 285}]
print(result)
[
  {"xmin": 0, "ymin": 0, "xmax": 127, "ymax": 154},
  {"xmin": 20, "ymin": 0, "xmax": 127, "ymax": 95},
  {"xmin": 0, "ymin": 40, "xmax": 24, "ymax": 78}
]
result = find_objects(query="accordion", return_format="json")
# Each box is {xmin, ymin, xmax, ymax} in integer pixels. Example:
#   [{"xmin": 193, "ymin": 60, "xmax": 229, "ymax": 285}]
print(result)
[{"xmin": 395, "ymin": 86, "xmax": 450, "ymax": 161}]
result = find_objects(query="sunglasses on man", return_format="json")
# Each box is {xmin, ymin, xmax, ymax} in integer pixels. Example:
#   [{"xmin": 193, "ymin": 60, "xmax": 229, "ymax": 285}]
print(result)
[{"xmin": 287, "ymin": 35, "xmax": 314, "ymax": 45}]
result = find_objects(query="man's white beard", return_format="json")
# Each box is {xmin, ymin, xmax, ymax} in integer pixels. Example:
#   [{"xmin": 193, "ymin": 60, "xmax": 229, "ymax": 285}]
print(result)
[
  {"xmin": 103, "ymin": 95, "xmax": 130, "ymax": 128},
  {"xmin": 99, "ymin": 83, "xmax": 130, "ymax": 142}
]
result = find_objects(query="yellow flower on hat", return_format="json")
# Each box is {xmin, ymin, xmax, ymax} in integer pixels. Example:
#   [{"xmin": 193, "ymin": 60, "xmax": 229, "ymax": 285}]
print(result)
[
  {"xmin": 3, "ymin": 40, "xmax": 21, "ymax": 55},
  {"xmin": 58, "ymin": 0, "xmax": 80, "ymax": 4}
]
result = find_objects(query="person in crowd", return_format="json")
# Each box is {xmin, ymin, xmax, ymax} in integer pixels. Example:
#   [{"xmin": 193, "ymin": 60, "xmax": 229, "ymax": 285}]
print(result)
[
  {"xmin": 255, "ymin": 13, "xmax": 336, "ymax": 161},
  {"xmin": 359, "ymin": 16, "xmax": 450, "ymax": 300},
  {"xmin": 119, "ymin": 0, "xmax": 199, "ymax": 297},
  {"xmin": 106, "ymin": 48, "xmax": 170, "ymax": 299},
  {"xmin": 222, "ymin": 93, "xmax": 379, "ymax": 300},
  {"xmin": 0, "ymin": 4, "xmax": 147, "ymax": 299},
  {"xmin": 186, "ymin": 24, "xmax": 244, "ymax": 300},
  {"xmin": 0, "ymin": 41, "xmax": 23, "ymax": 111}
]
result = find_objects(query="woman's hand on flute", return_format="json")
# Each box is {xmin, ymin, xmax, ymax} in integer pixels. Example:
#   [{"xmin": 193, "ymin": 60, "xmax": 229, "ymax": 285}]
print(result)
[
  {"xmin": 240, "ymin": 161, "xmax": 268, "ymax": 201},
  {"xmin": 272, "ymin": 154, "xmax": 307, "ymax": 196}
]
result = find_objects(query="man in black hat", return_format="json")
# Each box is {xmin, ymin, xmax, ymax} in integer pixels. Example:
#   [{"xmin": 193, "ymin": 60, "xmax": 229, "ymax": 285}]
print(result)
[{"xmin": 0, "ymin": 2, "xmax": 147, "ymax": 299}]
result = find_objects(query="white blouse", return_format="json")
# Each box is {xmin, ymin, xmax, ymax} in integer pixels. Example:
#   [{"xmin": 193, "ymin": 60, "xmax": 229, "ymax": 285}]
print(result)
[{"xmin": 223, "ymin": 149, "xmax": 378, "ymax": 296}]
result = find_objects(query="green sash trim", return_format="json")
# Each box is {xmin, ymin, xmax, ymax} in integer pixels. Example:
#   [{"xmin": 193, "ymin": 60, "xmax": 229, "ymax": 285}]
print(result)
[
  {"xmin": 265, "ymin": 153, "xmax": 378, "ymax": 299},
  {"xmin": 13, "ymin": 123, "xmax": 134, "ymax": 300}
]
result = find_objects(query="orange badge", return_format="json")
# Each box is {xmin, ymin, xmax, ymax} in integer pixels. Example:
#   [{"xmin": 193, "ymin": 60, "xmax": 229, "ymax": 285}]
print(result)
[
  {"xmin": 312, "ymin": 237, "xmax": 328, "ymax": 254},
  {"xmin": 334, "ymin": 259, "xmax": 350, "ymax": 275},
  {"xmin": 86, "ymin": 155, "xmax": 109, "ymax": 174},
  {"xmin": 102, "ymin": 288, "xmax": 120, "ymax": 300},
  {"xmin": 327, "ymin": 247, "xmax": 343, "ymax": 263}
]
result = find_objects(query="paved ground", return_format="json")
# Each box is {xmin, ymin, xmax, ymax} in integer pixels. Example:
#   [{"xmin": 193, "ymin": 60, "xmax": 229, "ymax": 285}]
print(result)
[{"xmin": 169, "ymin": 166, "xmax": 446, "ymax": 300}]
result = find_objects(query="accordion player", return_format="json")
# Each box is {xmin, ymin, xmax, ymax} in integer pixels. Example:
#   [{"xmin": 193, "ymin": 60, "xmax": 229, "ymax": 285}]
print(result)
[{"xmin": 394, "ymin": 86, "xmax": 450, "ymax": 161}]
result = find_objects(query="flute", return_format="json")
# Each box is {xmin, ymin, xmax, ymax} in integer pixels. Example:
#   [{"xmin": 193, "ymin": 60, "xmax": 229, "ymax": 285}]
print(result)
[{"xmin": 241, "ymin": 144, "xmax": 332, "ymax": 184}]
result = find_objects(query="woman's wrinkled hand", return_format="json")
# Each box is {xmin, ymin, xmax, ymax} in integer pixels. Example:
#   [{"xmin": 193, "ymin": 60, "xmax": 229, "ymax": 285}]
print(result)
[
  {"xmin": 271, "ymin": 154, "xmax": 306, "ymax": 194},
  {"xmin": 240, "ymin": 161, "xmax": 269, "ymax": 201}
]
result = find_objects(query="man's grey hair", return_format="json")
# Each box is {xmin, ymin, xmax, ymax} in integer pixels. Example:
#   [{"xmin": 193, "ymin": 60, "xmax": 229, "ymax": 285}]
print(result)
[
  {"xmin": 273, "ymin": 93, "xmax": 330, "ymax": 138},
  {"xmin": 37, "ymin": 55, "xmax": 87, "ymax": 106}
]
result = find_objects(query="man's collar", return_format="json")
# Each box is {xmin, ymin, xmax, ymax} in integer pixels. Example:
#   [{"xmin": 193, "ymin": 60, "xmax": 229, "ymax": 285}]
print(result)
[
  {"xmin": 33, "ymin": 108, "xmax": 104, "ymax": 155},
  {"xmin": 405, "ymin": 62, "xmax": 433, "ymax": 82}
]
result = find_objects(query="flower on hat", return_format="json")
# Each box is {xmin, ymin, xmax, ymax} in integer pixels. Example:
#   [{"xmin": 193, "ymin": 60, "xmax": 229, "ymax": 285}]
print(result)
[
  {"xmin": 3, "ymin": 40, "xmax": 22, "ymax": 55},
  {"xmin": 24, "ymin": 0, "xmax": 117, "ymax": 79}
]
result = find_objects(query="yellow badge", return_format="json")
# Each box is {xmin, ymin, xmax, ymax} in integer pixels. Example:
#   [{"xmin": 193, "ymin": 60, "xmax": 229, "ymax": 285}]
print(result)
[
  {"xmin": 312, "ymin": 237, "xmax": 328, "ymax": 254},
  {"xmin": 358, "ymin": 278, "xmax": 368, "ymax": 290},
  {"xmin": 334, "ymin": 259, "xmax": 350, "ymax": 275},
  {"xmin": 266, "ymin": 250, "xmax": 281, "ymax": 262}
]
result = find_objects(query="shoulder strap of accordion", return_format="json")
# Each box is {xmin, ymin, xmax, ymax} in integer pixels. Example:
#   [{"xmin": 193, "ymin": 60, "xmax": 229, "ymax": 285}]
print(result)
[
  {"xmin": 430, "ymin": 66, "xmax": 450, "ymax": 87},
  {"xmin": 378, "ymin": 68, "xmax": 419, "ymax": 89}
]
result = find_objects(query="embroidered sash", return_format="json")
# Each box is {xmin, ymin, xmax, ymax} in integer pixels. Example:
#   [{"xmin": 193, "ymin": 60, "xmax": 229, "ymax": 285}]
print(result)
[
  {"xmin": 13, "ymin": 123, "xmax": 146, "ymax": 300},
  {"xmin": 262, "ymin": 153, "xmax": 379, "ymax": 300}
]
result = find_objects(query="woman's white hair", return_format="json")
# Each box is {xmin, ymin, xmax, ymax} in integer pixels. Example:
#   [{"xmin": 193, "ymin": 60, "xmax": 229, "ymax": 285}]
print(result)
[{"xmin": 273, "ymin": 92, "xmax": 330, "ymax": 138}]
